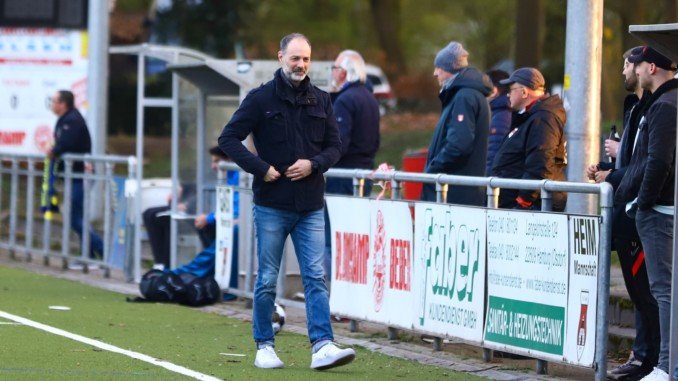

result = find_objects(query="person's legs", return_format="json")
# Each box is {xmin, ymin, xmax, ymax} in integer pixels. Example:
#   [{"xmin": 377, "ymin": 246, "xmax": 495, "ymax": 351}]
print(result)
[
  {"xmin": 252, "ymin": 205, "xmax": 291, "ymax": 348},
  {"xmin": 615, "ymin": 237, "xmax": 660, "ymax": 373},
  {"xmin": 142, "ymin": 206, "xmax": 171, "ymax": 268},
  {"xmin": 636, "ymin": 209, "xmax": 673, "ymax": 374},
  {"xmin": 290, "ymin": 208, "xmax": 334, "ymax": 349}
]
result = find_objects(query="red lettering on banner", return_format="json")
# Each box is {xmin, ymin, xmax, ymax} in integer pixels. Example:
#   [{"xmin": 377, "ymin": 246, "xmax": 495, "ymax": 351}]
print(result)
[
  {"xmin": 389, "ymin": 239, "xmax": 411, "ymax": 291},
  {"xmin": 335, "ymin": 231, "xmax": 369, "ymax": 284},
  {"xmin": 0, "ymin": 131, "xmax": 26, "ymax": 146}
]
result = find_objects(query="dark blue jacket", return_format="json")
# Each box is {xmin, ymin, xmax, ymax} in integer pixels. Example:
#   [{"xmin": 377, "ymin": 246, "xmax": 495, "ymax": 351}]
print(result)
[
  {"xmin": 53, "ymin": 108, "xmax": 91, "ymax": 173},
  {"xmin": 421, "ymin": 67, "xmax": 492, "ymax": 206},
  {"xmin": 486, "ymin": 95, "xmax": 512, "ymax": 175},
  {"xmin": 333, "ymin": 81, "xmax": 380, "ymax": 169},
  {"xmin": 218, "ymin": 69, "xmax": 341, "ymax": 212}
]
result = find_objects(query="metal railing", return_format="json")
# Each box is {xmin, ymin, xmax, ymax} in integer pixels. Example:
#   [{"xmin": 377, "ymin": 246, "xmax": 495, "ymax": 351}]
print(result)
[
  {"xmin": 1, "ymin": 157, "xmax": 613, "ymax": 380},
  {"xmin": 213, "ymin": 162, "xmax": 612, "ymax": 380},
  {"xmin": 0, "ymin": 152, "xmax": 136, "ymax": 276}
]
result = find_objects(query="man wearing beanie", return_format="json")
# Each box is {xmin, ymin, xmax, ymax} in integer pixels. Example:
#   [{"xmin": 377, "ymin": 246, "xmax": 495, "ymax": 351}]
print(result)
[
  {"xmin": 421, "ymin": 41, "xmax": 492, "ymax": 206},
  {"xmin": 490, "ymin": 67, "xmax": 568, "ymax": 211},
  {"xmin": 614, "ymin": 46, "xmax": 677, "ymax": 381}
]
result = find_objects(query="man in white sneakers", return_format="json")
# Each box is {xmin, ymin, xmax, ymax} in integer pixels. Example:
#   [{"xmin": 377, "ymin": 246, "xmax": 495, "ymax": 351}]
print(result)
[{"xmin": 219, "ymin": 33, "xmax": 355, "ymax": 370}]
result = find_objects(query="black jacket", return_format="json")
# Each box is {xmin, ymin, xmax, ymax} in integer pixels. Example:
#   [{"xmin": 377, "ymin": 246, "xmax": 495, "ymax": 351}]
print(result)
[
  {"xmin": 218, "ymin": 69, "xmax": 341, "ymax": 212},
  {"xmin": 491, "ymin": 94, "xmax": 567, "ymax": 211},
  {"xmin": 615, "ymin": 79, "xmax": 678, "ymax": 210},
  {"xmin": 604, "ymin": 93, "xmax": 649, "ymax": 240},
  {"xmin": 421, "ymin": 67, "xmax": 492, "ymax": 206},
  {"xmin": 53, "ymin": 108, "xmax": 92, "ymax": 173},
  {"xmin": 486, "ymin": 95, "xmax": 512, "ymax": 175}
]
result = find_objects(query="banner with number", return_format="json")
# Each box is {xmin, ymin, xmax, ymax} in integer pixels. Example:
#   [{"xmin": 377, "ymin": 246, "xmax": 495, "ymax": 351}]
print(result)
[{"xmin": 483, "ymin": 210, "xmax": 569, "ymax": 361}]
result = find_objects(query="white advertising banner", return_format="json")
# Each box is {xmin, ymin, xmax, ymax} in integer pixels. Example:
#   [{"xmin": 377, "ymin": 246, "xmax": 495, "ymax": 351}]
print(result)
[
  {"xmin": 484, "ymin": 210, "xmax": 569, "ymax": 361},
  {"xmin": 564, "ymin": 215, "xmax": 600, "ymax": 367},
  {"xmin": 0, "ymin": 28, "xmax": 89, "ymax": 154},
  {"xmin": 413, "ymin": 203, "xmax": 486, "ymax": 343},
  {"xmin": 327, "ymin": 196, "xmax": 415, "ymax": 329},
  {"xmin": 215, "ymin": 186, "xmax": 235, "ymax": 289}
]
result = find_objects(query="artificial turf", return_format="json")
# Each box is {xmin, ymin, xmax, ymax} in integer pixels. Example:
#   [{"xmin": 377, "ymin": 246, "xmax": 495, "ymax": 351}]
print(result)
[{"xmin": 0, "ymin": 265, "xmax": 483, "ymax": 380}]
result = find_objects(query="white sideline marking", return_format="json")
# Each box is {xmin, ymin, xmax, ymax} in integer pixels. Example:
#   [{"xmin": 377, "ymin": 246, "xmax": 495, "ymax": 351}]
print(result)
[{"xmin": 0, "ymin": 310, "xmax": 221, "ymax": 381}]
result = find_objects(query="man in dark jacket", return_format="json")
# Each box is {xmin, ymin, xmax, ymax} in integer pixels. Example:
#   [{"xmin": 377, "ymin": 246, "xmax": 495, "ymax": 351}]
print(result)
[
  {"xmin": 48, "ymin": 90, "xmax": 104, "ymax": 263},
  {"xmin": 587, "ymin": 47, "xmax": 658, "ymax": 381},
  {"xmin": 218, "ymin": 33, "xmax": 355, "ymax": 371},
  {"xmin": 614, "ymin": 47, "xmax": 677, "ymax": 381},
  {"xmin": 485, "ymin": 70, "xmax": 512, "ymax": 175},
  {"xmin": 421, "ymin": 41, "xmax": 492, "ymax": 206},
  {"xmin": 490, "ymin": 67, "xmax": 567, "ymax": 211},
  {"xmin": 327, "ymin": 49, "xmax": 380, "ymax": 195}
]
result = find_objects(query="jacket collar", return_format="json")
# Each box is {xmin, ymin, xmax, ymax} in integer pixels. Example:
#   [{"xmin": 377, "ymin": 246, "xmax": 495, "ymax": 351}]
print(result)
[{"xmin": 274, "ymin": 68, "xmax": 317, "ymax": 106}]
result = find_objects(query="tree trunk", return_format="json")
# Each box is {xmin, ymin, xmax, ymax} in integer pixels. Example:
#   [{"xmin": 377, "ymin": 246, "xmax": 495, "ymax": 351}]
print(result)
[
  {"xmin": 514, "ymin": 0, "xmax": 544, "ymax": 68},
  {"xmin": 369, "ymin": 0, "xmax": 407, "ymax": 76}
]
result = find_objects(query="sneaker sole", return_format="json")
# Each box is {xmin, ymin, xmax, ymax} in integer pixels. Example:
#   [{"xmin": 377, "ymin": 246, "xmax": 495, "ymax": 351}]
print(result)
[
  {"xmin": 312, "ymin": 352, "xmax": 355, "ymax": 371},
  {"xmin": 254, "ymin": 362, "xmax": 284, "ymax": 369}
]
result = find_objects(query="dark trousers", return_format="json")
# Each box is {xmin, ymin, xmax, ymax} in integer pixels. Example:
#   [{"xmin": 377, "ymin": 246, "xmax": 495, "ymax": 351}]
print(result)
[
  {"xmin": 614, "ymin": 235, "xmax": 660, "ymax": 369},
  {"xmin": 143, "ymin": 206, "xmax": 171, "ymax": 268},
  {"xmin": 70, "ymin": 180, "xmax": 104, "ymax": 259}
]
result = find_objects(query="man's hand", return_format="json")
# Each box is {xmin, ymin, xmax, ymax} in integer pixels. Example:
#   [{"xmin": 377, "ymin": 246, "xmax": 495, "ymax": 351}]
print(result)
[
  {"xmin": 194, "ymin": 214, "xmax": 208, "ymax": 229},
  {"xmin": 586, "ymin": 164, "xmax": 599, "ymax": 181},
  {"xmin": 264, "ymin": 166, "xmax": 281, "ymax": 182},
  {"xmin": 604, "ymin": 139, "xmax": 619, "ymax": 159},
  {"xmin": 47, "ymin": 148, "xmax": 54, "ymax": 159},
  {"xmin": 594, "ymin": 170, "xmax": 611, "ymax": 183},
  {"xmin": 285, "ymin": 159, "xmax": 312, "ymax": 181}
]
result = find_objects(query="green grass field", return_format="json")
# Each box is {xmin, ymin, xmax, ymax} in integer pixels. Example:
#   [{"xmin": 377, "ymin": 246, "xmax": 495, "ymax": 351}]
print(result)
[{"xmin": 0, "ymin": 266, "xmax": 483, "ymax": 381}]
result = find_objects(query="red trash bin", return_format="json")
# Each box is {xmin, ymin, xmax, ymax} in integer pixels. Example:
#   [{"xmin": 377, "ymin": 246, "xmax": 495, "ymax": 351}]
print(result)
[{"xmin": 401, "ymin": 148, "xmax": 428, "ymax": 200}]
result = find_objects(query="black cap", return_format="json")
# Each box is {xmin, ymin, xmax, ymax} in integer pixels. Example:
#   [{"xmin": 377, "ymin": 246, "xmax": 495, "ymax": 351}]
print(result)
[
  {"xmin": 499, "ymin": 67, "xmax": 545, "ymax": 91},
  {"xmin": 628, "ymin": 46, "xmax": 677, "ymax": 71}
]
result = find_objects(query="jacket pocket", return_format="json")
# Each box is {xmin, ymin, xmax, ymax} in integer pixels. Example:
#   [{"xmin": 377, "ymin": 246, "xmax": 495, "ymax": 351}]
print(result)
[
  {"xmin": 306, "ymin": 109, "xmax": 327, "ymax": 142},
  {"xmin": 263, "ymin": 110, "xmax": 287, "ymax": 142}
]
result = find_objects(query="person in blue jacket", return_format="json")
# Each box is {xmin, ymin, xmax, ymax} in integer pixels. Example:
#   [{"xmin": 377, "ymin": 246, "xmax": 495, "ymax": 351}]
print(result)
[
  {"xmin": 326, "ymin": 49, "xmax": 380, "ymax": 195},
  {"xmin": 485, "ymin": 70, "xmax": 512, "ymax": 176},
  {"xmin": 48, "ymin": 90, "xmax": 104, "ymax": 262},
  {"xmin": 421, "ymin": 41, "xmax": 492, "ymax": 206}
]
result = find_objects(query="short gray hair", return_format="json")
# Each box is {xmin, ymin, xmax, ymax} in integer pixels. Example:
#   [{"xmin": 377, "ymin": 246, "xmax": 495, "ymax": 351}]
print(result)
[
  {"xmin": 280, "ymin": 33, "xmax": 311, "ymax": 54},
  {"xmin": 337, "ymin": 50, "xmax": 367, "ymax": 83}
]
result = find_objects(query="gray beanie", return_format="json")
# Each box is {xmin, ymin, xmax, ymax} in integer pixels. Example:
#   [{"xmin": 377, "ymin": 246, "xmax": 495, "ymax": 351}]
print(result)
[{"xmin": 434, "ymin": 42, "xmax": 469, "ymax": 73}]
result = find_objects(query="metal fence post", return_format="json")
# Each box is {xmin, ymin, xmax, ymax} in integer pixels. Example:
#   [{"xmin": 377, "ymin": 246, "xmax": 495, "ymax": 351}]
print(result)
[
  {"xmin": 8, "ymin": 157, "xmax": 19, "ymax": 259},
  {"xmin": 61, "ymin": 159, "xmax": 73, "ymax": 268},
  {"xmin": 81, "ymin": 162, "xmax": 92, "ymax": 270},
  {"xmin": 25, "ymin": 158, "xmax": 36, "ymax": 262},
  {"xmin": 594, "ymin": 183, "xmax": 613, "ymax": 381},
  {"xmin": 103, "ymin": 162, "xmax": 113, "ymax": 277}
]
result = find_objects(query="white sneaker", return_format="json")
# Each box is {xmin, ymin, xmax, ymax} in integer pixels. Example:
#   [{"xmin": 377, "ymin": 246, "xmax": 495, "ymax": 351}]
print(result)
[
  {"xmin": 310, "ymin": 343, "xmax": 355, "ymax": 370},
  {"xmin": 254, "ymin": 346, "xmax": 284, "ymax": 369},
  {"xmin": 640, "ymin": 367, "xmax": 669, "ymax": 381}
]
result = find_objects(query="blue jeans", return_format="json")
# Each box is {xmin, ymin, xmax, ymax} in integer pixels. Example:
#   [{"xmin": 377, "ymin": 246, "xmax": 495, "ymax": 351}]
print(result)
[
  {"xmin": 252, "ymin": 205, "xmax": 333, "ymax": 349},
  {"xmin": 71, "ymin": 180, "xmax": 104, "ymax": 259},
  {"xmin": 635, "ymin": 209, "xmax": 673, "ymax": 373}
]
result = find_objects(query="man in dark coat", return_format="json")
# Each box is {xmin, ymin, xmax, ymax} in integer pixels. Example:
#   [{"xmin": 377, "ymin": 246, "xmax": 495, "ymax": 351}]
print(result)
[
  {"xmin": 485, "ymin": 69, "xmax": 512, "ymax": 175},
  {"xmin": 614, "ymin": 47, "xmax": 677, "ymax": 381},
  {"xmin": 218, "ymin": 33, "xmax": 355, "ymax": 371},
  {"xmin": 327, "ymin": 49, "xmax": 380, "ymax": 195},
  {"xmin": 490, "ymin": 67, "xmax": 567, "ymax": 211},
  {"xmin": 48, "ymin": 90, "xmax": 104, "ymax": 262},
  {"xmin": 587, "ymin": 47, "xmax": 658, "ymax": 381},
  {"xmin": 421, "ymin": 41, "xmax": 492, "ymax": 206}
]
